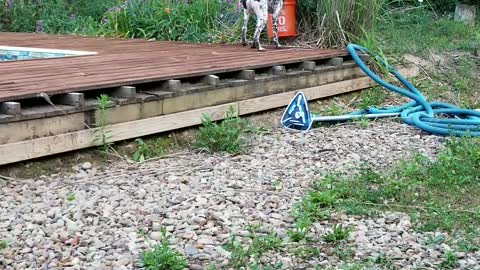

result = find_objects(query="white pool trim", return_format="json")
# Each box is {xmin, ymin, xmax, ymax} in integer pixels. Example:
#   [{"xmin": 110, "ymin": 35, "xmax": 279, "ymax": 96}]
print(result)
[{"xmin": 0, "ymin": 45, "xmax": 97, "ymax": 56}]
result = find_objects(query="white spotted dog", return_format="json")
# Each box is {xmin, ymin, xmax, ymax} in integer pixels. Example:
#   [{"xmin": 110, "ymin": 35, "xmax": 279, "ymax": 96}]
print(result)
[{"xmin": 241, "ymin": 0, "xmax": 283, "ymax": 51}]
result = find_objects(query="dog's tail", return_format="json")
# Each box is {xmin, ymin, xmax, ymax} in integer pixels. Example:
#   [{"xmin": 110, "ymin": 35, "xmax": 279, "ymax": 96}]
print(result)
[{"xmin": 241, "ymin": 0, "xmax": 247, "ymax": 9}]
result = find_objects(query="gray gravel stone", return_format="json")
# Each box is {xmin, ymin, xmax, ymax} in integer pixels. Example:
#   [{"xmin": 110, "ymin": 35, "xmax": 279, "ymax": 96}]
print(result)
[{"xmin": 2, "ymin": 121, "xmax": 476, "ymax": 269}]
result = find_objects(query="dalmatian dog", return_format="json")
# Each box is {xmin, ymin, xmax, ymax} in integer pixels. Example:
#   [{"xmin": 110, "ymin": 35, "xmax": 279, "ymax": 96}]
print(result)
[{"xmin": 240, "ymin": 0, "xmax": 283, "ymax": 52}]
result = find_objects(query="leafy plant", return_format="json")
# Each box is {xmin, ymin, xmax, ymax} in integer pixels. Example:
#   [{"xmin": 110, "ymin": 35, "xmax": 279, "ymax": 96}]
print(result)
[
  {"xmin": 322, "ymin": 224, "xmax": 351, "ymax": 243},
  {"xmin": 140, "ymin": 227, "xmax": 188, "ymax": 270},
  {"xmin": 193, "ymin": 106, "xmax": 252, "ymax": 154},
  {"xmin": 131, "ymin": 138, "xmax": 167, "ymax": 162},
  {"xmin": 223, "ymin": 224, "xmax": 283, "ymax": 269},
  {"xmin": 66, "ymin": 192, "xmax": 76, "ymax": 202},
  {"xmin": 132, "ymin": 138, "xmax": 152, "ymax": 162},
  {"xmin": 439, "ymin": 251, "xmax": 459, "ymax": 269},
  {"xmin": 288, "ymin": 206, "xmax": 314, "ymax": 242},
  {"xmin": 289, "ymin": 246, "xmax": 320, "ymax": 260},
  {"xmin": 94, "ymin": 94, "xmax": 114, "ymax": 155},
  {"xmin": 0, "ymin": 240, "xmax": 8, "ymax": 251},
  {"xmin": 333, "ymin": 241, "xmax": 355, "ymax": 262}
]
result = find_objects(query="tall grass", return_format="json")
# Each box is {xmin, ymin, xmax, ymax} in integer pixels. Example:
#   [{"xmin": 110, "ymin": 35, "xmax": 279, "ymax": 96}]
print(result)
[
  {"xmin": 1, "ymin": 0, "xmax": 389, "ymax": 48},
  {"xmin": 295, "ymin": 0, "xmax": 387, "ymax": 48},
  {"xmin": 1, "ymin": 0, "xmax": 243, "ymax": 43},
  {"xmin": 102, "ymin": 0, "xmax": 242, "ymax": 43}
]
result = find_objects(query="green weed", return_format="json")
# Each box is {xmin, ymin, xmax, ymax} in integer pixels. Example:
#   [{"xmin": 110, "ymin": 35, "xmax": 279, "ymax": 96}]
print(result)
[
  {"xmin": 140, "ymin": 227, "xmax": 188, "ymax": 270},
  {"xmin": 193, "ymin": 106, "xmax": 252, "ymax": 154},
  {"xmin": 0, "ymin": 240, "xmax": 8, "ymax": 251},
  {"xmin": 94, "ymin": 94, "xmax": 114, "ymax": 155},
  {"xmin": 322, "ymin": 224, "xmax": 351, "ymax": 243},
  {"xmin": 223, "ymin": 224, "xmax": 283, "ymax": 269},
  {"xmin": 132, "ymin": 138, "xmax": 167, "ymax": 162},
  {"xmin": 335, "ymin": 254, "xmax": 395, "ymax": 270},
  {"xmin": 333, "ymin": 242, "xmax": 355, "ymax": 262},
  {"xmin": 439, "ymin": 251, "xmax": 459, "ymax": 269},
  {"xmin": 271, "ymin": 179, "xmax": 284, "ymax": 191},
  {"xmin": 357, "ymin": 87, "xmax": 388, "ymax": 110},
  {"xmin": 288, "ymin": 246, "xmax": 320, "ymax": 260},
  {"xmin": 322, "ymin": 103, "xmax": 345, "ymax": 117},
  {"xmin": 207, "ymin": 264, "xmax": 217, "ymax": 270},
  {"xmin": 457, "ymin": 240, "xmax": 479, "ymax": 253},
  {"xmin": 353, "ymin": 116, "xmax": 370, "ymax": 129},
  {"xmin": 66, "ymin": 192, "xmax": 76, "ymax": 202}
]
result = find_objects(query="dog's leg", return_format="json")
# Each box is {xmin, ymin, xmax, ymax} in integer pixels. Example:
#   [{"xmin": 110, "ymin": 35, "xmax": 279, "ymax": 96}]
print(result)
[
  {"xmin": 272, "ymin": 1, "xmax": 283, "ymax": 49},
  {"xmin": 241, "ymin": 9, "xmax": 250, "ymax": 46},
  {"xmin": 252, "ymin": 4, "xmax": 268, "ymax": 52}
]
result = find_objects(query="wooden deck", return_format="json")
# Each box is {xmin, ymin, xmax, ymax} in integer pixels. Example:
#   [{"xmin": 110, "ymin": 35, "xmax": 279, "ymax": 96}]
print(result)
[{"xmin": 0, "ymin": 32, "xmax": 348, "ymax": 102}]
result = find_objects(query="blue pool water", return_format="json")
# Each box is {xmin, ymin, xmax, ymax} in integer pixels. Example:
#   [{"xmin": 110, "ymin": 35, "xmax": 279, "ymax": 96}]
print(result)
[{"xmin": 0, "ymin": 46, "xmax": 96, "ymax": 61}]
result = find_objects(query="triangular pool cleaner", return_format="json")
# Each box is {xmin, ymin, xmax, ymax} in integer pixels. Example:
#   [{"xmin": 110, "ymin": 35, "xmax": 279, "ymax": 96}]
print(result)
[
  {"xmin": 280, "ymin": 92, "xmax": 312, "ymax": 132},
  {"xmin": 280, "ymin": 91, "xmax": 400, "ymax": 132}
]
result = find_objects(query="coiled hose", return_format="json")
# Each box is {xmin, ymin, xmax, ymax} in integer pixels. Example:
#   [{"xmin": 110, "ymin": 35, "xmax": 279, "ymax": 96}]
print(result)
[{"xmin": 344, "ymin": 43, "xmax": 480, "ymax": 137}]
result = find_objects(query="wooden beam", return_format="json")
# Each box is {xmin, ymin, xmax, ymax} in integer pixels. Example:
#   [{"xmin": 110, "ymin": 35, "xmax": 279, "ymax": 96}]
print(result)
[
  {"xmin": 0, "ymin": 65, "xmax": 419, "ymax": 166},
  {"xmin": 0, "ymin": 103, "xmax": 237, "ymax": 165},
  {"xmin": 0, "ymin": 102, "xmax": 21, "ymax": 115}
]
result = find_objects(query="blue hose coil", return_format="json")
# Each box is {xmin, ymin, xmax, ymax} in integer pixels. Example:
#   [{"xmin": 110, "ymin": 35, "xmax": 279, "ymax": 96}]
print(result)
[{"xmin": 345, "ymin": 43, "xmax": 480, "ymax": 137}]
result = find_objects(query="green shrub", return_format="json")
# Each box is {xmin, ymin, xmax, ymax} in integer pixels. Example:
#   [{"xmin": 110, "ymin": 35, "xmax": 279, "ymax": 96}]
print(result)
[
  {"xmin": 1, "ymin": 0, "xmax": 243, "ymax": 43},
  {"xmin": 140, "ymin": 227, "xmax": 188, "ymax": 270},
  {"xmin": 192, "ymin": 106, "xmax": 252, "ymax": 154}
]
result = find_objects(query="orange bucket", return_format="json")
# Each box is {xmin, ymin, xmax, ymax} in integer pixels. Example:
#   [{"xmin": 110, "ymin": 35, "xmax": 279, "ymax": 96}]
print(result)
[{"xmin": 267, "ymin": 0, "xmax": 297, "ymax": 39}]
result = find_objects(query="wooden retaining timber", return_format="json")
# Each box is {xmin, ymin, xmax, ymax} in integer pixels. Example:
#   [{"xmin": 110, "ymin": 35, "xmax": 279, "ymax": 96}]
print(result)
[
  {"xmin": 0, "ymin": 65, "xmax": 419, "ymax": 166},
  {"xmin": 0, "ymin": 33, "xmax": 420, "ymax": 165}
]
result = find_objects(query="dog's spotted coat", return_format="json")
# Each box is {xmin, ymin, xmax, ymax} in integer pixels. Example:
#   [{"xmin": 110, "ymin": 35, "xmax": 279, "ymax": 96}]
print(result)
[{"xmin": 241, "ymin": 0, "xmax": 283, "ymax": 51}]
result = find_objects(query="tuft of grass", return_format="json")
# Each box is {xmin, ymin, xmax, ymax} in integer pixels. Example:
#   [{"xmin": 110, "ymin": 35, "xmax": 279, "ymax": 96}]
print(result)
[
  {"xmin": 223, "ymin": 224, "xmax": 283, "ymax": 269},
  {"xmin": 439, "ymin": 251, "xmax": 460, "ymax": 269},
  {"xmin": 66, "ymin": 192, "xmax": 76, "ymax": 202},
  {"xmin": 139, "ymin": 227, "xmax": 188, "ymax": 270},
  {"xmin": 192, "ymin": 106, "xmax": 253, "ymax": 154},
  {"xmin": 132, "ymin": 138, "xmax": 168, "ymax": 162},
  {"xmin": 335, "ymin": 254, "xmax": 395, "ymax": 270},
  {"xmin": 297, "ymin": 136, "xmax": 480, "ymax": 236},
  {"xmin": 333, "ymin": 242, "xmax": 355, "ymax": 262},
  {"xmin": 357, "ymin": 87, "xmax": 388, "ymax": 110},
  {"xmin": 321, "ymin": 103, "xmax": 345, "ymax": 117},
  {"xmin": 353, "ymin": 116, "xmax": 370, "ymax": 129},
  {"xmin": 322, "ymin": 224, "xmax": 351, "ymax": 243},
  {"xmin": 295, "ymin": 0, "xmax": 387, "ymax": 48},
  {"xmin": 0, "ymin": 240, "xmax": 8, "ymax": 251},
  {"xmin": 288, "ymin": 246, "xmax": 320, "ymax": 260}
]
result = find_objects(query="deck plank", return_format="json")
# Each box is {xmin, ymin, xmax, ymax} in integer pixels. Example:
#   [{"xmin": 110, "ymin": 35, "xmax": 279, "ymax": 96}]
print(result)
[{"xmin": 0, "ymin": 32, "xmax": 348, "ymax": 102}]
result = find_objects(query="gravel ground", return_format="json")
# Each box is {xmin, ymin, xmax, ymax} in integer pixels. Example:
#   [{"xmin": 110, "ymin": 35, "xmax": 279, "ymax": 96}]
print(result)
[{"xmin": 1, "ymin": 120, "xmax": 478, "ymax": 270}]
